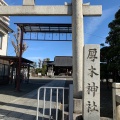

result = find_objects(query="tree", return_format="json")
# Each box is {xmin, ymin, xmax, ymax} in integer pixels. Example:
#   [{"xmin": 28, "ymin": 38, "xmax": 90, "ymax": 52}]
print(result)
[
  {"xmin": 31, "ymin": 58, "xmax": 50, "ymax": 76},
  {"xmin": 11, "ymin": 26, "xmax": 28, "ymax": 56},
  {"xmin": 41, "ymin": 58, "xmax": 50, "ymax": 76},
  {"xmin": 43, "ymin": 58, "xmax": 50, "ymax": 61},
  {"xmin": 41, "ymin": 65, "xmax": 47, "ymax": 76},
  {"xmin": 100, "ymin": 46, "xmax": 112, "ymax": 88},
  {"xmin": 106, "ymin": 9, "xmax": 120, "ymax": 82},
  {"xmin": 11, "ymin": 26, "xmax": 28, "ymax": 90},
  {"xmin": 35, "ymin": 68, "xmax": 42, "ymax": 74},
  {"xmin": 38, "ymin": 59, "xmax": 42, "ymax": 68},
  {"xmin": 101, "ymin": 9, "xmax": 120, "ymax": 82}
]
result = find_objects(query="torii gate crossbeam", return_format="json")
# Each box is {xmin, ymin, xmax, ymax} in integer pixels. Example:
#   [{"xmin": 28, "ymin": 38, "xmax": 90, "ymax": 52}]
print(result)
[{"xmin": 0, "ymin": 5, "xmax": 102, "ymax": 16}]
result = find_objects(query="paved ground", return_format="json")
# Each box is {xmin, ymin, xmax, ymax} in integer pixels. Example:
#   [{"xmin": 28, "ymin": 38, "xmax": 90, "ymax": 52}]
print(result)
[
  {"xmin": 0, "ymin": 78, "xmax": 70, "ymax": 120},
  {"xmin": 0, "ymin": 77, "xmax": 113, "ymax": 120}
]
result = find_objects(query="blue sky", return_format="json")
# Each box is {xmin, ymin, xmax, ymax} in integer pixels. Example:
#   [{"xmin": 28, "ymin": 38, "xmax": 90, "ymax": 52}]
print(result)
[{"xmin": 5, "ymin": 0, "xmax": 120, "ymax": 64}]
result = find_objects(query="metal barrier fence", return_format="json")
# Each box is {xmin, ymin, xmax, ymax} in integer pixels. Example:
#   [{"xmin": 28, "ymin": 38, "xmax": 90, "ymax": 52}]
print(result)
[{"xmin": 36, "ymin": 85, "xmax": 73, "ymax": 120}]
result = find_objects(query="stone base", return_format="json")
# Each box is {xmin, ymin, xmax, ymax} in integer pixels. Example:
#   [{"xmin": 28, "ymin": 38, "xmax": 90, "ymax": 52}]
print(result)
[
  {"xmin": 58, "ymin": 98, "xmax": 83, "ymax": 120},
  {"xmin": 100, "ymin": 117, "xmax": 112, "ymax": 120},
  {"xmin": 63, "ymin": 111, "xmax": 83, "ymax": 120},
  {"xmin": 73, "ymin": 98, "xmax": 82, "ymax": 114},
  {"xmin": 73, "ymin": 113, "xmax": 83, "ymax": 120}
]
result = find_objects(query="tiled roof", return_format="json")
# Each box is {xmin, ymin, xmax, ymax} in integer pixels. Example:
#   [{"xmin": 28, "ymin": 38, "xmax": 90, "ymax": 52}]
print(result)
[
  {"xmin": 42, "ymin": 61, "xmax": 54, "ymax": 66},
  {"xmin": 0, "ymin": 55, "xmax": 34, "ymax": 63}
]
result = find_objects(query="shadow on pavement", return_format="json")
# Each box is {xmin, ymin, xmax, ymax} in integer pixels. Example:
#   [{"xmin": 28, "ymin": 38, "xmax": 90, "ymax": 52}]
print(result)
[{"xmin": 0, "ymin": 78, "xmax": 113, "ymax": 119}]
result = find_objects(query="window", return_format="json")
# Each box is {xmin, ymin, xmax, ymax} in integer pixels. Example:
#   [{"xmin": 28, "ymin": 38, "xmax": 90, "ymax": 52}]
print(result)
[
  {"xmin": 0, "ymin": 64, "xmax": 9, "ymax": 76},
  {"xmin": 0, "ymin": 36, "xmax": 2, "ymax": 49},
  {"xmin": 5, "ymin": 65, "xmax": 9, "ymax": 76},
  {"xmin": 0, "ymin": 64, "xmax": 4, "ymax": 76}
]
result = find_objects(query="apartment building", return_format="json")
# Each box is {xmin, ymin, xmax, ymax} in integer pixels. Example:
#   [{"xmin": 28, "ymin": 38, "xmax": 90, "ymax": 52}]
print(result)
[
  {"xmin": 0, "ymin": 0, "xmax": 13, "ymax": 55},
  {"xmin": 0, "ymin": 0, "xmax": 13, "ymax": 84}
]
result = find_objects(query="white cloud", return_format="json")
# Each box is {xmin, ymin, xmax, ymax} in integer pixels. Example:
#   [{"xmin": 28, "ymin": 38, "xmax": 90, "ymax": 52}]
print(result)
[{"xmin": 84, "ymin": 6, "xmax": 117, "ymax": 43}]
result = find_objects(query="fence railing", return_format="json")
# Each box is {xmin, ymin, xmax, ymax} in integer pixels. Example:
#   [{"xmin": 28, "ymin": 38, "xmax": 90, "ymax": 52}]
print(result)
[{"xmin": 36, "ymin": 85, "xmax": 73, "ymax": 120}]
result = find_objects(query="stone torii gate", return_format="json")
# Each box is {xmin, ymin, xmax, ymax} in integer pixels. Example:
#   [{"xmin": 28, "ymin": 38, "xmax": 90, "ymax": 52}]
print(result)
[{"xmin": 0, "ymin": 0, "xmax": 102, "ymax": 116}]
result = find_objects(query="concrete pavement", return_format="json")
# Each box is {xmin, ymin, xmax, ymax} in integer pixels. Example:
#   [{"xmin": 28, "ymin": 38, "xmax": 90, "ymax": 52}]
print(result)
[
  {"xmin": 0, "ymin": 77, "xmax": 114, "ymax": 120},
  {"xmin": 0, "ymin": 78, "xmax": 68, "ymax": 120}
]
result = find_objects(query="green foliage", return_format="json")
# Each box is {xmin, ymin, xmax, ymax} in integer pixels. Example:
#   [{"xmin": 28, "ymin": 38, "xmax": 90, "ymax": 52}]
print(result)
[
  {"xmin": 100, "ymin": 63, "xmax": 107, "ymax": 79},
  {"xmin": 106, "ymin": 9, "xmax": 120, "ymax": 46},
  {"xmin": 100, "ymin": 9, "xmax": 120, "ymax": 82},
  {"xmin": 43, "ymin": 58, "xmax": 50, "ymax": 61},
  {"xmin": 35, "ymin": 68, "xmax": 42, "ymax": 74},
  {"xmin": 34, "ymin": 58, "xmax": 50, "ymax": 76},
  {"xmin": 41, "ymin": 58, "xmax": 50, "ymax": 75},
  {"xmin": 41, "ymin": 65, "xmax": 47, "ymax": 76},
  {"xmin": 34, "ymin": 65, "xmax": 47, "ymax": 76}
]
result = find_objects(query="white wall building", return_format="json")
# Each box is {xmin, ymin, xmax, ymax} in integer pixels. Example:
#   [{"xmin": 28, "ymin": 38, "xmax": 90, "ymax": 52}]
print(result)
[{"xmin": 0, "ymin": 0, "xmax": 13, "ymax": 56}]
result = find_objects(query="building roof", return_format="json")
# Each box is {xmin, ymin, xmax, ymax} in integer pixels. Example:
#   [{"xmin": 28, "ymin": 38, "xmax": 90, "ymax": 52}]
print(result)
[
  {"xmin": 14, "ymin": 23, "xmax": 72, "ymax": 41},
  {"xmin": 54, "ymin": 56, "xmax": 72, "ymax": 67},
  {"xmin": 15, "ymin": 23, "xmax": 72, "ymax": 33},
  {"xmin": 42, "ymin": 61, "xmax": 54, "ymax": 66},
  {"xmin": 0, "ymin": 55, "xmax": 34, "ymax": 64}
]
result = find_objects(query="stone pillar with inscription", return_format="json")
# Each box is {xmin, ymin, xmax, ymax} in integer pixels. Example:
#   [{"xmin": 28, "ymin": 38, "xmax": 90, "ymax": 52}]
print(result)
[{"xmin": 83, "ymin": 44, "xmax": 100, "ymax": 120}]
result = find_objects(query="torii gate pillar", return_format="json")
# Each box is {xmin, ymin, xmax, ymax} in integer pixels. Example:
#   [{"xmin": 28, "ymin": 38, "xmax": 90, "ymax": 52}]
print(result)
[
  {"xmin": 72, "ymin": 0, "xmax": 84, "ymax": 115},
  {"xmin": 72, "ymin": 0, "xmax": 83, "ymax": 99}
]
